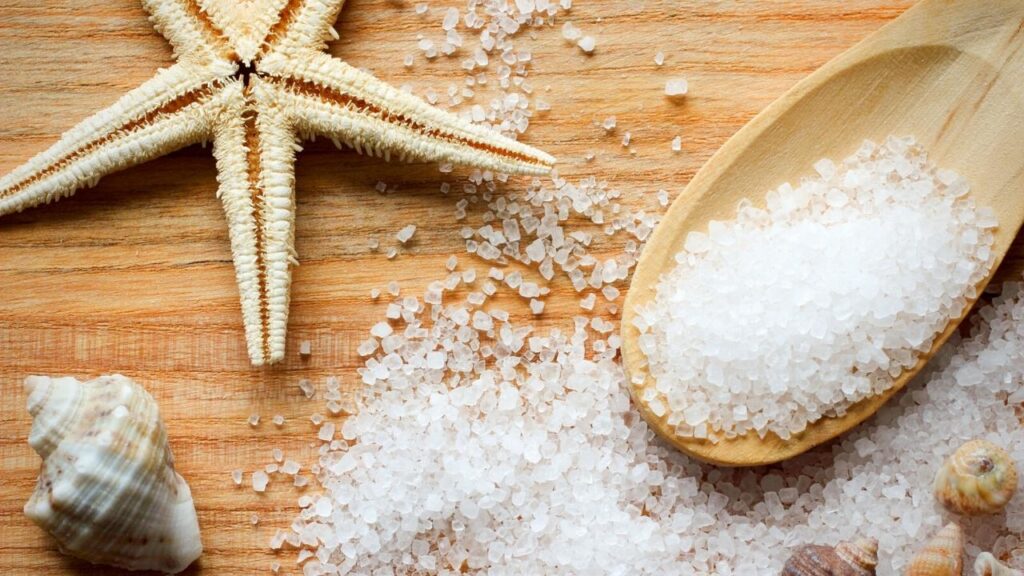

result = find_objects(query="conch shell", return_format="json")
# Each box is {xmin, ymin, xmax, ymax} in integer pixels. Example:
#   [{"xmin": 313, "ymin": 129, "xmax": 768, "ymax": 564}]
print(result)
[
  {"xmin": 781, "ymin": 537, "xmax": 878, "ymax": 575},
  {"xmin": 23, "ymin": 375, "xmax": 201, "ymax": 574},
  {"xmin": 906, "ymin": 523, "xmax": 963, "ymax": 576},
  {"xmin": 975, "ymin": 552, "xmax": 1024, "ymax": 576},
  {"xmin": 934, "ymin": 439, "xmax": 1018, "ymax": 516}
]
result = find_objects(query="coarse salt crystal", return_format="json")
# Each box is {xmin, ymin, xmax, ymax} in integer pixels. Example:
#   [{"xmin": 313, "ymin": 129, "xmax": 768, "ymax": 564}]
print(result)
[
  {"xmin": 252, "ymin": 471, "xmax": 269, "ymax": 493},
  {"xmin": 397, "ymin": 224, "xmax": 417, "ymax": 244},
  {"xmin": 665, "ymin": 78, "xmax": 688, "ymax": 97}
]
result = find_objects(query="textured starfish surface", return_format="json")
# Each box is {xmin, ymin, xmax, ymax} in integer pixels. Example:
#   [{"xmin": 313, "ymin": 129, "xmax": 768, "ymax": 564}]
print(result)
[{"xmin": 0, "ymin": 0, "xmax": 555, "ymax": 366}]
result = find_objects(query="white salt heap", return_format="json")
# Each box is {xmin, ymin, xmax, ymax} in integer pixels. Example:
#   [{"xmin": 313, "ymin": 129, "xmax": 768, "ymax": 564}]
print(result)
[
  {"xmin": 634, "ymin": 137, "xmax": 997, "ymax": 440},
  {"xmin": 286, "ymin": 279, "xmax": 1024, "ymax": 575}
]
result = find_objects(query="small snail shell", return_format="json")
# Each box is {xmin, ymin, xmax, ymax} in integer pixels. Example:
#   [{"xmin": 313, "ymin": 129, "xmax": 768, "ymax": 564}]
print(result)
[
  {"xmin": 23, "ymin": 375, "xmax": 202, "ymax": 574},
  {"xmin": 934, "ymin": 439, "xmax": 1018, "ymax": 516},
  {"xmin": 975, "ymin": 552, "xmax": 1024, "ymax": 576},
  {"xmin": 906, "ymin": 523, "xmax": 963, "ymax": 576},
  {"xmin": 781, "ymin": 537, "xmax": 878, "ymax": 575}
]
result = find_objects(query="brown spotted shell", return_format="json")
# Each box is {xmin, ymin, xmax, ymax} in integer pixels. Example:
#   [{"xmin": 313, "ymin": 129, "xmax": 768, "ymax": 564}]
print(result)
[
  {"xmin": 934, "ymin": 439, "xmax": 1018, "ymax": 516},
  {"xmin": 975, "ymin": 552, "xmax": 1024, "ymax": 576},
  {"xmin": 782, "ymin": 537, "xmax": 878, "ymax": 575},
  {"xmin": 907, "ymin": 523, "xmax": 963, "ymax": 576}
]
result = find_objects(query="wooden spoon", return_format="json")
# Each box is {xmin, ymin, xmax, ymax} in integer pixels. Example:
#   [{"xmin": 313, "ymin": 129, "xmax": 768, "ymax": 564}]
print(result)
[{"xmin": 621, "ymin": 0, "xmax": 1024, "ymax": 467}]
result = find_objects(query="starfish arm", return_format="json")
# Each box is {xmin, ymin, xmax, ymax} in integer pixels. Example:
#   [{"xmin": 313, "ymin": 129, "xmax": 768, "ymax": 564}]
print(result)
[
  {"xmin": 261, "ymin": 0, "xmax": 347, "ymax": 56},
  {"xmin": 211, "ymin": 79, "xmax": 299, "ymax": 366},
  {"xmin": 259, "ymin": 50, "xmax": 556, "ymax": 175},
  {"xmin": 140, "ymin": 0, "xmax": 237, "ymax": 65},
  {"xmin": 0, "ymin": 63, "xmax": 227, "ymax": 217}
]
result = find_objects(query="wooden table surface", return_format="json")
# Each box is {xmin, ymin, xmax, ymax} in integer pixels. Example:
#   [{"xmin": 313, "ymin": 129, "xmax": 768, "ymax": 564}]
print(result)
[{"xmin": 1, "ymin": 0, "xmax": 1020, "ymax": 574}]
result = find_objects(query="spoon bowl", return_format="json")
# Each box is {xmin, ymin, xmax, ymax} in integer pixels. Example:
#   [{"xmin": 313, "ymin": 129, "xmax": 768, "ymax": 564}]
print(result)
[{"xmin": 622, "ymin": 0, "xmax": 1024, "ymax": 467}]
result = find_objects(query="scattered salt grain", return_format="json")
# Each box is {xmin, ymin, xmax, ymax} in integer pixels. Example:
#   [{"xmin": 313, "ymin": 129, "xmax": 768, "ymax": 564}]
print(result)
[
  {"xmin": 665, "ymin": 78, "xmax": 688, "ymax": 97},
  {"xmin": 654, "ymin": 51, "xmax": 665, "ymax": 66},
  {"xmin": 231, "ymin": 469, "xmax": 242, "ymax": 485},
  {"xmin": 578, "ymin": 35, "xmax": 596, "ymax": 54},
  {"xmin": 252, "ymin": 471, "xmax": 269, "ymax": 493},
  {"xmin": 561, "ymin": 22, "xmax": 581, "ymax": 41},
  {"xmin": 247, "ymin": 414, "xmax": 260, "ymax": 427},
  {"xmin": 529, "ymin": 299, "xmax": 545, "ymax": 314},
  {"xmin": 580, "ymin": 293, "xmax": 596, "ymax": 310},
  {"xmin": 442, "ymin": 7, "xmax": 459, "ymax": 29},
  {"xmin": 298, "ymin": 340, "xmax": 311, "ymax": 357},
  {"xmin": 272, "ymin": 415, "xmax": 285, "ymax": 427},
  {"xmin": 601, "ymin": 285, "xmax": 620, "ymax": 301},
  {"xmin": 318, "ymin": 422, "xmax": 336, "ymax": 442},
  {"xmin": 671, "ymin": 136, "xmax": 682, "ymax": 152},
  {"xmin": 602, "ymin": 116, "xmax": 617, "ymax": 131},
  {"xmin": 297, "ymin": 379, "xmax": 315, "ymax": 399},
  {"xmin": 397, "ymin": 224, "xmax": 417, "ymax": 244}
]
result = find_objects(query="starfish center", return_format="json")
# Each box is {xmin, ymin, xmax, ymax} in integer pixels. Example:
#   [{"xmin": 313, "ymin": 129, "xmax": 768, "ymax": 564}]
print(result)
[{"xmin": 235, "ymin": 60, "xmax": 259, "ymax": 86}]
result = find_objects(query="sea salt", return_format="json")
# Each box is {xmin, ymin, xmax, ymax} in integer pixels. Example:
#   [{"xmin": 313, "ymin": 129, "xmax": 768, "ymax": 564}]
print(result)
[
  {"xmin": 561, "ymin": 22, "xmax": 581, "ymax": 41},
  {"xmin": 578, "ymin": 35, "xmax": 596, "ymax": 53},
  {"xmin": 252, "ymin": 471, "xmax": 269, "ymax": 493},
  {"xmin": 285, "ymin": 276, "xmax": 1024, "ymax": 575},
  {"xmin": 529, "ymin": 298, "xmax": 545, "ymax": 314},
  {"xmin": 397, "ymin": 224, "xmax": 417, "ymax": 244},
  {"xmin": 671, "ymin": 136, "xmax": 682, "ymax": 152},
  {"xmin": 665, "ymin": 78, "xmax": 688, "ymax": 97},
  {"xmin": 298, "ymin": 378, "xmax": 315, "ymax": 399},
  {"xmin": 635, "ymin": 137, "xmax": 997, "ymax": 439}
]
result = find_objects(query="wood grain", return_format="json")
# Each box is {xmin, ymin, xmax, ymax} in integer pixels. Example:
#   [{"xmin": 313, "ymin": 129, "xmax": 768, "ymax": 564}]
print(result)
[{"xmin": 1, "ymin": 0, "xmax": 1020, "ymax": 574}]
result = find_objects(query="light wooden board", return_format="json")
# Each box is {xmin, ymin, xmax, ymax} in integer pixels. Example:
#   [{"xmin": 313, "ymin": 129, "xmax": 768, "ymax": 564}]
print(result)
[{"xmin": 1, "ymin": 0, "xmax": 1020, "ymax": 573}]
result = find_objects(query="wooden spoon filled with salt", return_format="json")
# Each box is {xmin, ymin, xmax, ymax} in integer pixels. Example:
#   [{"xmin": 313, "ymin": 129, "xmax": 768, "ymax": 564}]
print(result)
[{"xmin": 622, "ymin": 0, "xmax": 1024, "ymax": 467}]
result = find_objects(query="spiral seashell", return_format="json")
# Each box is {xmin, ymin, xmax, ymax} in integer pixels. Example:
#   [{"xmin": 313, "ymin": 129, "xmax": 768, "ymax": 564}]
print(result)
[
  {"xmin": 906, "ymin": 523, "xmax": 963, "ymax": 576},
  {"xmin": 934, "ymin": 439, "xmax": 1018, "ymax": 516},
  {"xmin": 23, "ymin": 375, "xmax": 201, "ymax": 574},
  {"xmin": 975, "ymin": 552, "xmax": 1024, "ymax": 576},
  {"xmin": 781, "ymin": 537, "xmax": 878, "ymax": 575}
]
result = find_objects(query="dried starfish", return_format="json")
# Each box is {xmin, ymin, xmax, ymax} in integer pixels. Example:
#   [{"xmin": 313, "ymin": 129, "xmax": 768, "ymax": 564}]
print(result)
[{"xmin": 0, "ymin": 0, "xmax": 555, "ymax": 365}]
